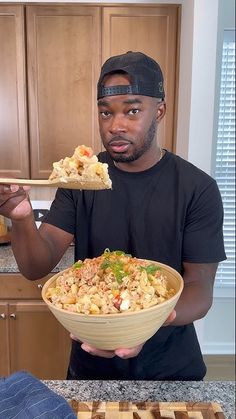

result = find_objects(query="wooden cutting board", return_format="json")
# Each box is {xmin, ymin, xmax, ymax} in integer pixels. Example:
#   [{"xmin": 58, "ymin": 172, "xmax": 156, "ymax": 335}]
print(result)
[{"xmin": 69, "ymin": 401, "xmax": 225, "ymax": 419}]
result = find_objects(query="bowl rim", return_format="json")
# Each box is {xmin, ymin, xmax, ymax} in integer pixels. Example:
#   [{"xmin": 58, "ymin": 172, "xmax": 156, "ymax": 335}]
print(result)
[{"xmin": 42, "ymin": 259, "xmax": 184, "ymax": 318}]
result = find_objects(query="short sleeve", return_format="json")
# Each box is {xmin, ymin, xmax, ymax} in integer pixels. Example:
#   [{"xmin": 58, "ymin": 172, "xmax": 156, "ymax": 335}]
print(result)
[
  {"xmin": 182, "ymin": 180, "xmax": 226, "ymax": 263},
  {"xmin": 42, "ymin": 188, "xmax": 77, "ymax": 234}
]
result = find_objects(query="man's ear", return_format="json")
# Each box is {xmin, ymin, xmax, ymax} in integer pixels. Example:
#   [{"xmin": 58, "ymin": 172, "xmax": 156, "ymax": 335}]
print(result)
[{"xmin": 156, "ymin": 102, "xmax": 166, "ymax": 122}]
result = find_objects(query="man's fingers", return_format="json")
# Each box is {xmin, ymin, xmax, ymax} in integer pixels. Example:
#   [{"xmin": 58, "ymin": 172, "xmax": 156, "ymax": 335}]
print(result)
[
  {"xmin": 80, "ymin": 341, "xmax": 144, "ymax": 360},
  {"xmin": 115, "ymin": 343, "xmax": 144, "ymax": 359},
  {"xmin": 0, "ymin": 184, "xmax": 30, "ymax": 194},
  {"xmin": 163, "ymin": 309, "xmax": 176, "ymax": 326},
  {"xmin": 71, "ymin": 335, "xmax": 115, "ymax": 358},
  {"xmin": 81, "ymin": 343, "xmax": 116, "ymax": 358},
  {"xmin": 0, "ymin": 184, "xmax": 20, "ymax": 193}
]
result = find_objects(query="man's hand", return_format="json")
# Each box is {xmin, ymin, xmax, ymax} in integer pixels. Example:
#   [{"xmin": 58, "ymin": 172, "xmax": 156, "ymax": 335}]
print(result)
[
  {"xmin": 0, "ymin": 184, "xmax": 31, "ymax": 220},
  {"xmin": 71, "ymin": 309, "xmax": 176, "ymax": 359},
  {"xmin": 81, "ymin": 342, "xmax": 144, "ymax": 359}
]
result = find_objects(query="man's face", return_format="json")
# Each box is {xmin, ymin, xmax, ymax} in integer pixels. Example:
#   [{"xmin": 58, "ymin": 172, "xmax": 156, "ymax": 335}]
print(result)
[{"xmin": 98, "ymin": 74, "xmax": 163, "ymax": 164}]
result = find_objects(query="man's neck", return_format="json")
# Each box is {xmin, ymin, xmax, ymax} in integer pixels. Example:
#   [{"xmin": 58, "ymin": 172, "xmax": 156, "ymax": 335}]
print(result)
[{"xmin": 113, "ymin": 146, "xmax": 163, "ymax": 172}]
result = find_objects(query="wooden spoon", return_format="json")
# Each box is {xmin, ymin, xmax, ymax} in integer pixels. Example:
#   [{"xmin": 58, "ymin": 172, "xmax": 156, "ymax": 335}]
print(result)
[{"xmin": 0, "ymin": 177, "xmax": 111, "ymax": 190}]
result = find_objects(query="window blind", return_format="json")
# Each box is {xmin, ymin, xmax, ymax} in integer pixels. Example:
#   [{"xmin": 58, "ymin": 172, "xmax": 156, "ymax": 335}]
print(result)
[{"xmin": 214, "ymin": 30, "xmax": 235, "ymax": 286}]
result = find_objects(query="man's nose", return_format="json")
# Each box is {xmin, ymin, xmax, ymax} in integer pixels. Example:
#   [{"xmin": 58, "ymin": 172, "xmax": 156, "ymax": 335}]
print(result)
[{"xmin": 109, "ymin": 114, "xmax": 127, "ymax": 134}]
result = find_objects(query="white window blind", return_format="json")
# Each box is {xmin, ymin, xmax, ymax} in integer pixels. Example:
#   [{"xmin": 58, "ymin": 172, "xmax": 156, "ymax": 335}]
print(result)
[{"xmin": 214, "ymin": 30, "xmax": 235, "ymax": 286}]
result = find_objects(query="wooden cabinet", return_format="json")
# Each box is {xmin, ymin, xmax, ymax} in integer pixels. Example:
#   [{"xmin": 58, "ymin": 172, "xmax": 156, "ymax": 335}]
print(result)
[
  {"xmin": 0, "ymin": 5, "xmax": 29, "ymax": 178},
  {"xmin": 0, "ymin": 4, "xmax": 180, "ymax": 178},
  {"xmin": 0, "ymin": 273, "xmax": 71, "ymax": 379},
  {"xmin": 27, "ymin": 5, "xmax": 102, "ymax": 178},
  {"xmin": 0, "ymin": 302, "xmax": 10, "ymax": 376},
  {"xmin": 102, "ymin": 5, "xmax": 180, "ymax": 151}
]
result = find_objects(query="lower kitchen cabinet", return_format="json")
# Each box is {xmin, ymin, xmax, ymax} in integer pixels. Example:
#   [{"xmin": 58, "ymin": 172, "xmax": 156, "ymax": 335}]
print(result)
[
  {"xmin": 0, "ymin": 274, "xmax": 71, "ymax": 379},
  {"xmin": 0, "ymin": 302, "xmax": 10, "ymax": 376}
]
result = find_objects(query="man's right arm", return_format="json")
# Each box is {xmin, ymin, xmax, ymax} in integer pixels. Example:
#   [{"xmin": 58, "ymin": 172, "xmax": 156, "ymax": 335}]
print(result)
[{"xmin": 0, "ymin": 184, "xmax": 73, "ymax": 280}]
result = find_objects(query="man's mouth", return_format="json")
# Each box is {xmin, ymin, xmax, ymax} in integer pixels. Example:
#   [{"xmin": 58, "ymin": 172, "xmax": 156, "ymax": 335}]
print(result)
[{"xmin": 109, "ymin": 140, "xmax": 131, "ymax": 153}]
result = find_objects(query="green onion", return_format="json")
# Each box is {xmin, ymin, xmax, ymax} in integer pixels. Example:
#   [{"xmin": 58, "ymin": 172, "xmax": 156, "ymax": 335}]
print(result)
[
  {"xmin": 140, "ymin": 264, "xmax": 161, "ymax": 274},
  {"xmin": 114, "ymin": 250, "xmax": 125, "ymax": 256},
  {"xmin": 101, "ymin": 260, "xmax": 111, "ymax": 269},
  {"xmin": 73, "ymin": 261, "xmax": 83, "ymax": 269}
]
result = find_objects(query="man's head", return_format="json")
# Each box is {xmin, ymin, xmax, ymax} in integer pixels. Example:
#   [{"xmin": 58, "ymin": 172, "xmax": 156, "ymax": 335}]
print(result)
[
  {"xmin": 97, "ymin": 52, "xmax": 166, "ymax": 171},
  {"xmin": 97, "ymin": 51, "xmax": 165, "ymax": 101}
]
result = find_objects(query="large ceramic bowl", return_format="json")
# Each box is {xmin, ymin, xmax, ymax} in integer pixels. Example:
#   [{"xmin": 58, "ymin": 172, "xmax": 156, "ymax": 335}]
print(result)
[{"xmin": 42, "ymin": 260, "xmax": 183, "ymax": 350}]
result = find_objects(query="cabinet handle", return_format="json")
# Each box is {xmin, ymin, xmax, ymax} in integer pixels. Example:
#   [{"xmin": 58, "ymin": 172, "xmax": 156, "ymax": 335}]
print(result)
[
  {"xmin": 37, "ymin": 284, "xmax": 43, "ymax": 289},
  {"xmin": 10, "ymin": 313, "xmax": 16, "ymax": 319},
  {"xmin": 0, "ymin": 313, "xmax": 6, "ymax": 319}
]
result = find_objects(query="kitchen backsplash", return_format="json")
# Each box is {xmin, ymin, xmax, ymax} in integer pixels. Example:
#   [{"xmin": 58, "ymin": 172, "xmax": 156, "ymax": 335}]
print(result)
[
  {"xmin": 29, "ymin": 186, "xmax": 57, "ymax": 201},
  {"xmin": 29, "ymin": 187, "xmax": 56, "ymax": 227},
  {"xmin": 31, "ymin": 200, "xmax": 52, "ymax": 228}
]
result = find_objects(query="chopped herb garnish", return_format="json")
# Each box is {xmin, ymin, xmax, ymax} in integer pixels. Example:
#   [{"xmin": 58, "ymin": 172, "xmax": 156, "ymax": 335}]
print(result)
[
  {"xmin": 114, "ymin": 250, "xmax": 125, "ymax": 256},
  {"xmin": 140, "ymin": 264, "xmax": 161, "ymax": 274},
  {"xmin": 73, "ymin": 261, "xmax": 83, "ymax": 269},
  {"xmin": 101, "ymin": 260, "xmax": 111, "ymax": 269}
]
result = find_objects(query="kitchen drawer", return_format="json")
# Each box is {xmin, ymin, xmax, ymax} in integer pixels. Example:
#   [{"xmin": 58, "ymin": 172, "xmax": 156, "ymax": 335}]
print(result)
[{"xmin": 0, "ymin": 273, "xmax": 53, "ymax": 299}]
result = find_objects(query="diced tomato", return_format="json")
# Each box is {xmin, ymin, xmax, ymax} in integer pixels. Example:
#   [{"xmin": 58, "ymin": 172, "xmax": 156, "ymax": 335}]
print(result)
[
  {"xmin": 80, "ymin": 145, "xmax": 93, "ymax": 157},
  {"xmin": 113, "ymin": 295, "xmax": 122, "ymax": 310}
]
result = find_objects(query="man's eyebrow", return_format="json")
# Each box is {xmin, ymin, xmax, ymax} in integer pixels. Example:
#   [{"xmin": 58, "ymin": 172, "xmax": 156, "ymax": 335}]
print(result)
[
  {"xmin": 97, "ymin": 100, "xmax": 110, "ymax": 107},
  {"xmin": 123, "ymin": 98, "xmax": 143, "ymax": 105},
  {"xmin": 97, "ymin": 98, "xmax": 143, "ymax": 107}
]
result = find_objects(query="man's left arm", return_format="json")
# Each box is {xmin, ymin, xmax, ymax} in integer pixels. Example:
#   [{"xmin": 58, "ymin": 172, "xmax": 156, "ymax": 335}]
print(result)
[{"xmin": 171, "ymin": 261, "xmax": 218, "ymax": 325}]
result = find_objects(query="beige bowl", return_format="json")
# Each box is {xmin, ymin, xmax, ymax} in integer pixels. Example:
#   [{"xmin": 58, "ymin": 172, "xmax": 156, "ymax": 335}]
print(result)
[{"xmin": 42, "ymin": 261, "xmax": 183, "ymax": 350}]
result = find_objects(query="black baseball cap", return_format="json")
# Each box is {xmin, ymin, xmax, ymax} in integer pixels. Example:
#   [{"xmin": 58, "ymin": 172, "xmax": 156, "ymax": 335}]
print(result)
[{"xmin": 97, "ymin": 51, "xmax": 165, "ymax": 100}]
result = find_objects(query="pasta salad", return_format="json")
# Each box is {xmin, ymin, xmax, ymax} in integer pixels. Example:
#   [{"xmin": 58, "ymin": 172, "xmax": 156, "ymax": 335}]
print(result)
[{"xmin": 45, "ymin": 250, "xmax": 175, "ymax": 315}]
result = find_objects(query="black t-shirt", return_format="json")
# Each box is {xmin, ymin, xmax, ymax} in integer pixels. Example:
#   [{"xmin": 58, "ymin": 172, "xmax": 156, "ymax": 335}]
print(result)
[{"xmin": 44, "ymin": 151, "xmax": 226, "ymax": 380}]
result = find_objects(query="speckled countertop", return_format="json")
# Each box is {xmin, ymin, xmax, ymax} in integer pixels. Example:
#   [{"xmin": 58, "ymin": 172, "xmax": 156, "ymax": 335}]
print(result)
[
  {"xmin": 44, "ymin": 380, "xmax": 235, "ymax": 418},
  {"xmin": 0, "ymin": 243, "xmax": 74, "ymax": 273}
]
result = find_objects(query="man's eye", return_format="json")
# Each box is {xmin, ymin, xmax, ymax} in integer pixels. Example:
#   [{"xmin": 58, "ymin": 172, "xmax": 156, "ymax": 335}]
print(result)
[
  {"xmin": 128, "ymin": 109, "xmax": 140, "ymax": 116},
  {"xmin": 100, "ymin": 111, "xmax": 111, "ymax": 118}
]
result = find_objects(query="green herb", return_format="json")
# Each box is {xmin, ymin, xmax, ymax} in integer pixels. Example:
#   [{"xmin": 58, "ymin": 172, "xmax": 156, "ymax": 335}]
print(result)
[
  {"xmin": 112, "ymin": 262, "xmax": 126, "ymax": 284},
  {"xmin": 114, "ymin": 250, "xmax": 125, "ymax": 256},
  {"xmin": 114, "ymin": 270, "xmax": 124, "ymax": 284},
  {"xmin": 73, "ymin": 261, "xmax": 83, "ymax": 269},
  {"xmin": 102, "ymin": 248, "xmax": 131, "ymax": 257},
  {"xmin": 101, "ymin": 249, "xmax": 130, "ymax": 283},
  {"xmin": 101, "ymin": 260, "xmax": 111, "ymax": 270},
  {"xmin": 140, "ymin": 264, "xmax": 161, "ymax": 274}
]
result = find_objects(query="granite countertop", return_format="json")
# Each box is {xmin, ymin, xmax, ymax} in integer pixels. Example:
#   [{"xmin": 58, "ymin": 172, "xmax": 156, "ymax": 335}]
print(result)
[
  {"xmin": 0, "ymin": 243, "xmax": 74, "ymax": 273},
  {"xmin": 44, "ymin": 380, "xmax": 235, "ymax": 418}
]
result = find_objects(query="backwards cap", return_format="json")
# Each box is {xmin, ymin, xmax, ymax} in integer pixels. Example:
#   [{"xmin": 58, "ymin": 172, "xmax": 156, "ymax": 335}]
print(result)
[{"xmin": 97, "ymin": 51, "xmax": 165, "ymax": 100}]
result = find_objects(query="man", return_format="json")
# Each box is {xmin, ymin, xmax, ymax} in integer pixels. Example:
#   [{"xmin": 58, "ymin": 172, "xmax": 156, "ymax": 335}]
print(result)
[{"xmin": 0, "ymin": 51, "xmax": 226, "ymax": 380}]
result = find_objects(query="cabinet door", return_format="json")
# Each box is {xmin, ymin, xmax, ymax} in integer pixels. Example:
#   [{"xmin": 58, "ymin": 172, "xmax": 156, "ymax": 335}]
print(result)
[
  {"xmin": 0, "ymin": 303, "xmax": 10, "ymax": 376},
  {"xmin": 0, "ymin": 5, "xmax": 29, "ymax": 178},
  {"xmin": 27, "ymin": 5, "xmax": 102, "ymax": 179},
  {"xmin": 102, "ymin": 5, "xmax": 180, "ymax": 152},
  {"xmin": 9, "ymin": 301, "xmax": 71, "ymax": 379}
]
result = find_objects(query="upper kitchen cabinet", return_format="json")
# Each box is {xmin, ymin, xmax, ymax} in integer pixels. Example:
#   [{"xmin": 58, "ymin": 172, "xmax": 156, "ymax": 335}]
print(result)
[
  {"xmin": 102, "ymin": 6, "xmax": 180, "ymax": 152},
  {"xmin": 0, "ymin": 5, "xmax": 29, "ymax": 178},
  {"xmin": 26, "ymin": 5, "xmax": 101, "ymax": 178},
  {"xmin": 0, "ymin": 4, "xmax": 180, "ymax": 179}
]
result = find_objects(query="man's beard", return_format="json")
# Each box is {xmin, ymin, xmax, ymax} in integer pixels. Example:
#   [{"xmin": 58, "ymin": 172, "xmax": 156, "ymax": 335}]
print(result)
[{"xmin": 110, "ymin": 118, "xmax": 157, "ymax": 163}]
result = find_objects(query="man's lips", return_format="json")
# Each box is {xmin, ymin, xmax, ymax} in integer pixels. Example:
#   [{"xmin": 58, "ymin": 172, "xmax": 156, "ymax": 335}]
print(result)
[{"xmin": 109, "ymin": 140, "xmax": 131, "ymax": 153}]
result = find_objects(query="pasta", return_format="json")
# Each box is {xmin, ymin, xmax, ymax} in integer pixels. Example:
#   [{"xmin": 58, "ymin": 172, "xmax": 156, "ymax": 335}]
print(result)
[
  {"xmin": 45, "ymin": 250, "xmax": 175, "ymax": 315},
  {"xmin": 48, "ymin": 145, "xmax": 112, "ymax": 189}
]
